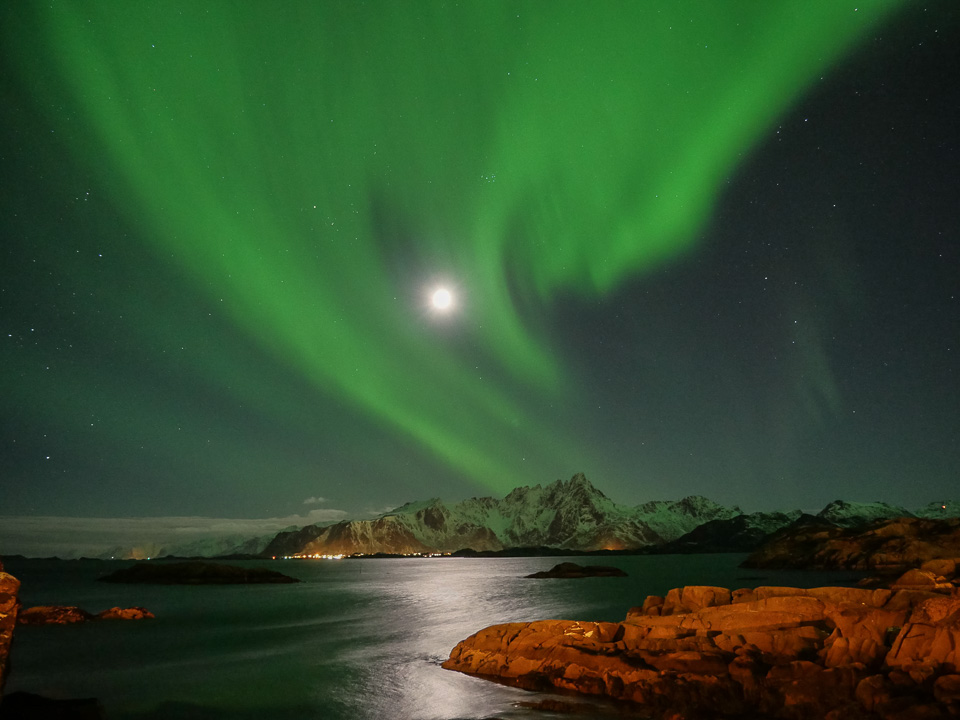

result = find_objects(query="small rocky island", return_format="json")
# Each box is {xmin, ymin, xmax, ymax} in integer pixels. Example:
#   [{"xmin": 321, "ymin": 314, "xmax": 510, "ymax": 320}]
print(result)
[
  {"xmin": 525, "ymin": 562, "xmax": 627, "ymax": 579},
  {"xmin": 98, "ymin": 561, "xmax": 299, "ymax": 585}
]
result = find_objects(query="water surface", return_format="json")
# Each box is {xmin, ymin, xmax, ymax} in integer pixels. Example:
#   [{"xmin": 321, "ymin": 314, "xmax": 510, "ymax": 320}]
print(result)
[{"xmin": 3, "ymin": 554, "xmax": 866, "ymax": 719}]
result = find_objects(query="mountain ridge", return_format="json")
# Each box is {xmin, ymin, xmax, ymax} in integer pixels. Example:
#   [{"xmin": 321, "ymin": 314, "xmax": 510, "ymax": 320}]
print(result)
[
  {"xmin": 87, "ymin": 475, "xmax": 957, "ymax": 560},
  {"xmin": 263, "ymin": 473, "xmax": 737, "ymax": 557}
]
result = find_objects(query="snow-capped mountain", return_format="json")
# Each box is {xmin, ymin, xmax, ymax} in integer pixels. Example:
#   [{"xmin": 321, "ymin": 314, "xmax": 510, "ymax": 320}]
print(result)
[
  {"xmin": 263, "ymin": 473, "xmax": 738, "ymax": 557},
  {"xmin": 633, "ymin": 496, "xmax": 742, "ymax": 543},
  {"xmin": 816, "ymin": 500, "xmax": 913, "ymax": 527},
  {"xmin": 89, "ymin": 479, "xmax": 956, "ymax": 560},
  {"xmin": 98, "ymin": 532, "xmax": 276, "ymax": 560}
]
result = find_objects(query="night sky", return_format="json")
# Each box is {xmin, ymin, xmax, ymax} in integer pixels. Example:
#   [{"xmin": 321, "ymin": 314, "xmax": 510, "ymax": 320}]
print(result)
[{"xmin": 2, "ymin": 2, "xmax": 957, "ymax": 542}]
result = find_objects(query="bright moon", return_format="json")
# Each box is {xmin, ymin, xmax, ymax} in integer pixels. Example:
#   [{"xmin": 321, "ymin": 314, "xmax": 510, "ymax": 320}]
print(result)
[{"xmin": 431, "ymin": 288, "xmax": 453, "ymax": 310}]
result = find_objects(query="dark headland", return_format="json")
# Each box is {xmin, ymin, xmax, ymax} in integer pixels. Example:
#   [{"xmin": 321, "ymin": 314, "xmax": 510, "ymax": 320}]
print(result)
[{"xmin": 98, "ymin": 561, "xmax": 299, "ymax": 585}]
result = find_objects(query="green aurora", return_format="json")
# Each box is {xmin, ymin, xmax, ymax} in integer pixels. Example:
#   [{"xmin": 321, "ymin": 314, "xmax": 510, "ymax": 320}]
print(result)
[{"xmin": 8, "ymin": 0, "xmax": 948, "ymax": 517}]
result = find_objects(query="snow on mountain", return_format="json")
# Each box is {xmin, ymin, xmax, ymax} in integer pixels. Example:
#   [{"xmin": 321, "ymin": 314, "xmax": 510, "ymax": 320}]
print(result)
[
  {"xmin": 633, "ymin": 496, "xmax": 742, "ymax": 543},
  {"xmin": 816, "ymin": 500, "xmax": 913, "ymax": 527},
  {"xmin": 657, "ymin": 510, "xmax": 803, "ymax": 554},
  {"xmin": 263, "ymin": 473, "xmax": 742, "ymax": 557},
  {"xmin": 92, "ymin": 487, "xmax": 958, "ymax": 560},
  {"xmin": 99, "ymin": 532, "xmax": 276, "ymax": 560}
]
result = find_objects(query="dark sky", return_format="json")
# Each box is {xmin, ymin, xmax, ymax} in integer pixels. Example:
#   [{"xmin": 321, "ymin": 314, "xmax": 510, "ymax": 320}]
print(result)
[{"xmin": 1, "ymin": 2, "xmax": 957, "ymax": 536}]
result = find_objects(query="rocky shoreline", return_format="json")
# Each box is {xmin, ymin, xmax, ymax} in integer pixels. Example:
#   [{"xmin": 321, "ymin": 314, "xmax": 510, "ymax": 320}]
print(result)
[
  {"xmin": 0, "ymin": 559, "xmax": 153, "ymax": 717},
  {"xmin": 444, "ymin": 562, "xmax": 960, "ymax": 719},
  {"xmin": 0, "ymin": 567, "xmax": 18, "ymax": 697},
  {"xmin": 743, "ymin": 517, "xmax": 960, "ymax": 572}
]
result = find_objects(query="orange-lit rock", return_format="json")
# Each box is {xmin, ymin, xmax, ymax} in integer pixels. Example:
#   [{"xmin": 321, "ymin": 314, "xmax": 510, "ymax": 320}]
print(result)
[
  {"xmin": 97, "ymin": 606, "xmax": 155, "ymax": 621},
  {"xmin": 933, "ymin": 674, "xmax": 960, "ymax": 704},
  {"xmin": 444, "ymin": 584, "xmax": 960, "ymax": 719},
  {"xmin": 921, "ymin": 558, "xmax": 957, "ymax": 578},
  {"xmin": 18, "ymin": 605, "xmax": 94, "ymax": 625},
  {"xmin": 892, "ymin": 569, "xmax": 949, "ymax": 590},
  {"xmin": 18, "ymin": 605, "xmax": 155, "ymax": 625},
  {"xmin": 0, "ymin": 570, "xmax": 20, "ymax": 699},
  {"xmin": 885, "ymin": 593, "xmax": 960, "ymax": 672},
  {"xmin": 856, "ymin": 674, "xmax": 894, "ymax": 713}
]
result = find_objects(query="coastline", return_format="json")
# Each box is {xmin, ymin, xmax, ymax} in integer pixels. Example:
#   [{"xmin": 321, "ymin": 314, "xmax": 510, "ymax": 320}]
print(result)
[{"xmin": 443, "ymin": 569, "xmax": 960, "ymax": 719}]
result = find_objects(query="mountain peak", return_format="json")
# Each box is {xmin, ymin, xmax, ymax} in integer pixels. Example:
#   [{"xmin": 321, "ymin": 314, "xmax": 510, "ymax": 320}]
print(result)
[
  {"xmin": 564, "ymin": 472, "xmax": 605, "ymax": 497},
  {"xmin": 817, "ymin": 499, "xmax": 912, "ymax": 528},
  {"xmin": 381, "ymin": 497, "xmax": 444, "ymax": 517}
]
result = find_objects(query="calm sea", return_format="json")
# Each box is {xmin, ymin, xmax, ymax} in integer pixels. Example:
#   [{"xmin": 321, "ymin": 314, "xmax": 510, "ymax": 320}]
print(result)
[{"xmin": 2, "ymin": 555, "xmax": 866, "ymax": 719}]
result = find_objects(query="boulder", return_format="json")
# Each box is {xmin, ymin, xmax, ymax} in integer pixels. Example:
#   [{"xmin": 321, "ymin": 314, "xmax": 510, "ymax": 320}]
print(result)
[
  {"xmin": 641, "ymin": 595, "xmax": 664, "ymax": 616},
  {"xmin": 921, "ymin": 558, "xmax": 957, "ymax": 579},
  {"xmin": 885, "ymin": 594, "xmax": 960, "ymax": 671},
  {"xmin": 661, "ymin": 585, "xmax": 731, "ymax": 613},
  {"xmin": 892, "ymin": 569, "xmax": 950, "ymax": 590},
  {"xmin": 856, "ymin": 674, "xmax": 894, "ymax": 713},
  {"xmin": 96, "ymin": 607, "xmax": 155, "ymax": 621},
  {"xmin": 933, "ymin": 673, "xmax": 960, "ymax": 704}
]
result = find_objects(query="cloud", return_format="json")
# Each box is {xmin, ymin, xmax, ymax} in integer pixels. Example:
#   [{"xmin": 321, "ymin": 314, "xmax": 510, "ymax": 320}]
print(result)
[
  {"xmin": 302, "ymin": 496, "xmax": 327, "ymax": 505},
  {"xmin": 0, "ymin": 507, "xmax": 350, "ymax": 559},
  {"xmin": 364, "ymin": 505, "xmax": 401, "ymax": 518}
]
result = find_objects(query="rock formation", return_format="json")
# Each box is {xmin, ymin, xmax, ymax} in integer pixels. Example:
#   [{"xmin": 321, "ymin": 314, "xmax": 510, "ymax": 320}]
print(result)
[
  {"xmin": 444, "ymin": 567, "xmax": 960, "ymax": 719},
  {"xmin": 17, "ymin": 606, "xmax": 94, "ymax": 625},
  {"xmin": 0, "ymin": 560, "xmax": 141, "ymax": 717},
  {"xmin": 744, "ymin": 516, "xmax": 960, "ymax": 571},
  {"xmin": 0, "ymin": 565, "xmax": 20, "ymax": 700},
  {"xmin": 96, "ymin": 606, "xmax": 155, "ymax": 621},
  {"xmin": 525, "ymin": 562, "xmax": 627, "ymax": 579}
]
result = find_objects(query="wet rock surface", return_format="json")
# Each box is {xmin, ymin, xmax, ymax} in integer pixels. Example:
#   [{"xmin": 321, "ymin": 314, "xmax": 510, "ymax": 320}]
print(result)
[
  {"xmin": 444, "ymin": 577, "xmax": 960, "ymax": 719},
  {"xmin": 98, "ymin": 560, "xmax": 299, "ymax": 584},
  {"xmin": 525, "ymin": 562, "xmax": 628, "ymax": 579}
]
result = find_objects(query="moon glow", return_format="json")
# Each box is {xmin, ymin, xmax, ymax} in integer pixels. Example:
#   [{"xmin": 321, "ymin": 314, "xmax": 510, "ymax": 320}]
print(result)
[{"xmin": 431, "ymin": 288, "xmax": 453, "ymax": 310}]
